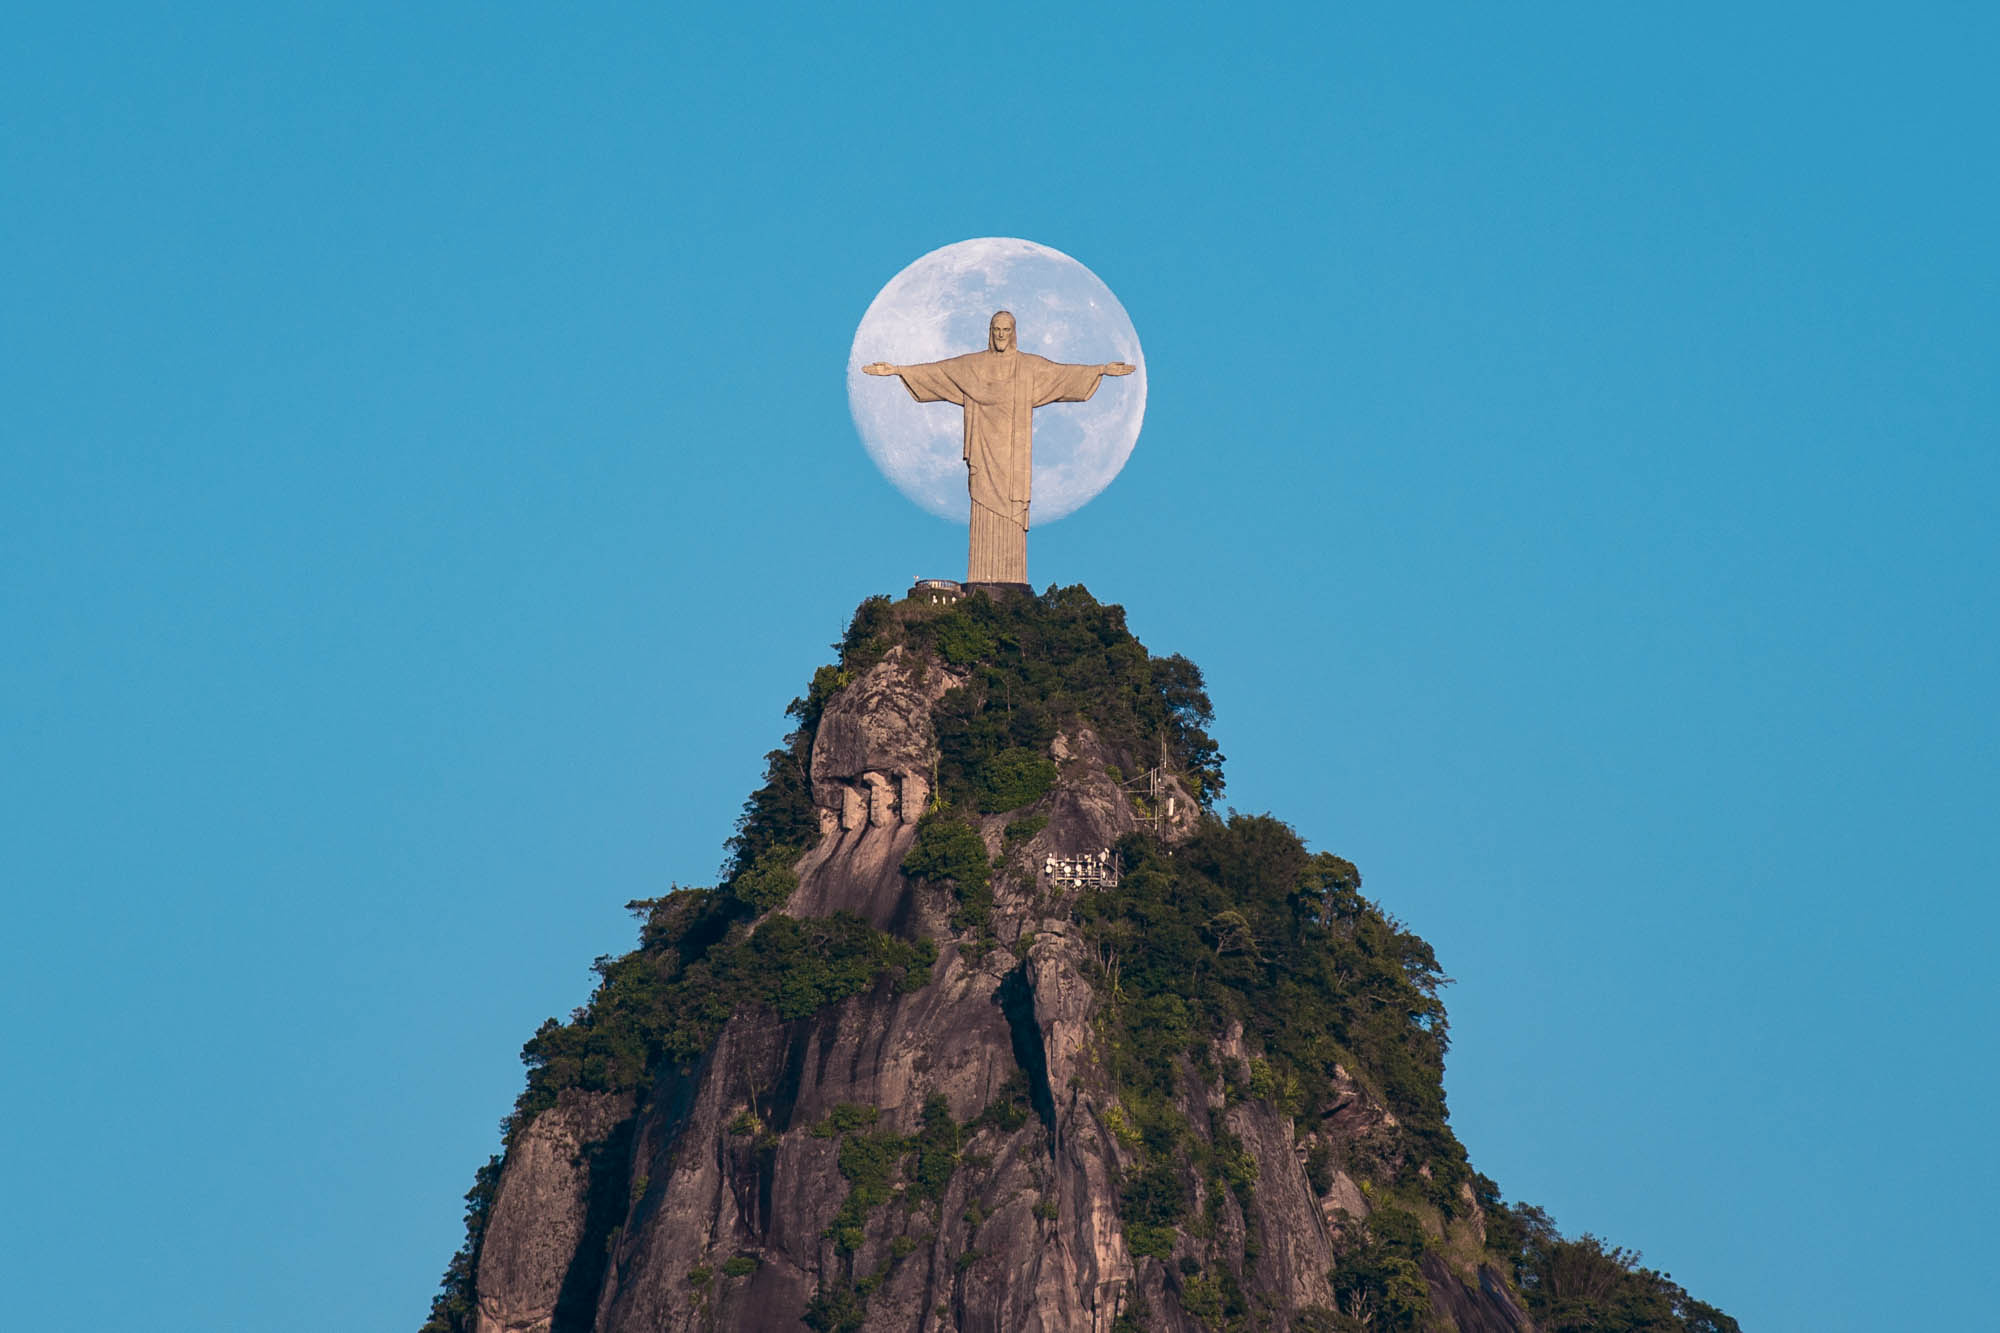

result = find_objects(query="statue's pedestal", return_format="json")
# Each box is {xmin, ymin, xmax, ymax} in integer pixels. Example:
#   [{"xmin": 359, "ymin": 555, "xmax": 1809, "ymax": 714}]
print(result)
[{"xmin": 964, "ymin": 581, "xmax": 1032, "ymax": 598}]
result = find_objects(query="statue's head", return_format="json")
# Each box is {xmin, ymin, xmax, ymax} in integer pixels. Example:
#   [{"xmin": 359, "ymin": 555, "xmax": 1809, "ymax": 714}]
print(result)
[{"xmin": 988, "ymin": 311, "xmax": 1016, "ymax": 353}]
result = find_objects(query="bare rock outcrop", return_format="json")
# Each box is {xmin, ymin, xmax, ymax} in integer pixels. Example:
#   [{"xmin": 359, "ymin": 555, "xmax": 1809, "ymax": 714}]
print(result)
[
  {"xmin": 1422, "ymin": 1254, "xmax": 1538, "ymax": 1333},
  {"xmin": 473, "ymin": 1091, "xmax": 634, "ymax": 1333}
]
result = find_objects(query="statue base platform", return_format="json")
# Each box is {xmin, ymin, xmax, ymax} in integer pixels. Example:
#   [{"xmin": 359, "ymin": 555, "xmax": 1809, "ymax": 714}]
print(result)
[{"xmin": 905, "ymin": 578, "xmax": 1034, "ymax": 605}]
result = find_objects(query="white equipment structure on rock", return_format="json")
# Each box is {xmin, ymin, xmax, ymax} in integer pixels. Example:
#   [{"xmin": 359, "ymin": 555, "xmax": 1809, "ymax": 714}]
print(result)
[
  {"xmin": 1120, "ymin": 738, "xmax": 1178, "ymax": 838},
  {"xmin": 1044, "ymin": 847, "xmax": 1120, "ymax": 890}
]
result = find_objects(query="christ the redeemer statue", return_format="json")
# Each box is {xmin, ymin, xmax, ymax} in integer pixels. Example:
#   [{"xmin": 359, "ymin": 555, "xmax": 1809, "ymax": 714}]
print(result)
[{"xmin": 864, "ymin": 310, "xmax": 1133, "ymax": 586}]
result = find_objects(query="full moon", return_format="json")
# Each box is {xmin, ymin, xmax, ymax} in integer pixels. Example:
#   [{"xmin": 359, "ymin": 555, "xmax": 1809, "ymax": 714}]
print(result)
[{"xmin": 847, "ymin": 238, "xmax": 1147, "ymax": 524}]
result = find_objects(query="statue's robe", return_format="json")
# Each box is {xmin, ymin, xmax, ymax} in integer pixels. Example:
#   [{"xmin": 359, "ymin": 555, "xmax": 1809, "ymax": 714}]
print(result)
[{"xmin": 892, "ymin": 350, "xmax": 1107, "ymax": 585}]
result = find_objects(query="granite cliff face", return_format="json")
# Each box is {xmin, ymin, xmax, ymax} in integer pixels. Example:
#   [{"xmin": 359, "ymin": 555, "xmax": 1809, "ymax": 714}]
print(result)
[{"xmin": 446, "ymin": 624, "xmax": 1533, "ymax": 1333}]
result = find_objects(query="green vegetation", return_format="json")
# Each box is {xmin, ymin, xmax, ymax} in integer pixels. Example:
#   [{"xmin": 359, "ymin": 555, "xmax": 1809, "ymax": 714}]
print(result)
[
  {"xmin": 827, "ymin": 1126, "xmax": 910, "ymax": 1252},
  {"xmin": 902, "ymin": 810, "xmax": 993, "ymax": 937},
  {"xmin": 1181, "ymin": 1268, "xmax": 1250, "ymax": 1329},
  {"xmin": 970, "ymin": 1070, "xmax": 1035, "ymax": 1134},
  {"xmin": 815, "ymin": 1092, "xmax": 965, "ymax": 1252},
  {"xmin": 729, "ymin": 843, "xmax": 801, "ymax": 912},
  {"xmin": 1117, "ymin": 1159, "xmax": 1186, "ymax": 1259},
  {"xmin": 802, "ymin": 1282, "xmax": 869, "ymax": 1333},
  {"xmin": 908, "ymin": 1095, "xmax": 964, "ymax": 1203},
  {"xmin": 511, "ymin": 900, "xmax": 933, "ymax": 1127},
  {"xmin": 1110, "ymin": 1299, "xmax": 1153, "ymax": 1333},
  {"xmin": 840, "ymin": 585, "xmax": 1226, "ymax": 812},
  {"xmin": 1076, "ymin": 817, "xmax": 1468, "ymax": 1260},
  {"xmin": 811, "ymin": 1103, "xmax": 881, "ymax": 1137},
  {"xmin": 974, "ymin": 746, "xmax": 1058, "ymax": 811},
  {"xmin": 1479, "ymin": 1188, "xmax": 1740, "ymax": 1333},
  {"xmin": 1002, "ymin": 813, "xmax": 1047, "ymax": 849},
  {"xmin": 1325, "ymin": 1207, "xmax": 1435, "ymax": 1332},
  {"xmin": 802, "ymin": 1092, "xmax": 982, "ymax": 1328},
  {"xmin": 416, "ymin": 1156, "xmax": 501, "ymax": 1333},
  {"xmin": 722, "ymin": 742, "xmax": 816, "ymax": 890}
]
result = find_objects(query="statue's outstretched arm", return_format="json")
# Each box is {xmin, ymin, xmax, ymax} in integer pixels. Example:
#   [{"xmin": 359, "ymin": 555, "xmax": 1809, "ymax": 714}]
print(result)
[
  {"xmin": 1101, "ymin": 362, "xmax": 1135, "ymax": 376},
  {"xmin": 869, "ymin": 358, "xmax": 965, "ymax": 405}
]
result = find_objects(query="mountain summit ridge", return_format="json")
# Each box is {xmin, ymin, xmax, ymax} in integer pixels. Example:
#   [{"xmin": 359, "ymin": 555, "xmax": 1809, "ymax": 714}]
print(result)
[{"xmin": 424, "ymin": 587, "xmax": 1737, "ymax": 1333}]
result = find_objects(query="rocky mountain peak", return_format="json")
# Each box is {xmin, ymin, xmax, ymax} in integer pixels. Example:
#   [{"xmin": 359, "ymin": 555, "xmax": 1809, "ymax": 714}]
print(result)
[{"xmin": 423, "ymin": 588, "xmax": 1736, "ymax": 1333}]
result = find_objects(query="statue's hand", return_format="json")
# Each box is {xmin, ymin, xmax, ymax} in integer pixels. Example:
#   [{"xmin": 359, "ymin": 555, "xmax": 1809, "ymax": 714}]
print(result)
[
  {"xmin": 1102, "ymin": 362, "xmax": 1135, "ymax": 376},
  {"xmin": 862, "ymin": 362, "xmax": 896, "ymax": 376}
]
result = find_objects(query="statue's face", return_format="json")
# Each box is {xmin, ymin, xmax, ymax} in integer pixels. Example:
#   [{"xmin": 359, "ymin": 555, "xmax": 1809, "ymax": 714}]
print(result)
[{"xmin": 989, "ymin": 313, "xmax": 1016, "ymax": 352}]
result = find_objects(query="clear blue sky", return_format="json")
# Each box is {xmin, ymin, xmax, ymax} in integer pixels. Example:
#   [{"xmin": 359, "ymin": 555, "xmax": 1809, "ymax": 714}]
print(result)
[{"xmin": 4, "ymin": 6, "xmax": 1993, "ymax": 1330}]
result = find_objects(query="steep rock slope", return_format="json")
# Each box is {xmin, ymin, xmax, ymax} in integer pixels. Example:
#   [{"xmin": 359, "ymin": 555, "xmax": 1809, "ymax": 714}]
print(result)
[{"xmin": 423, "ymin": 589, "xmax": 1735, "ymax": 1333}]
